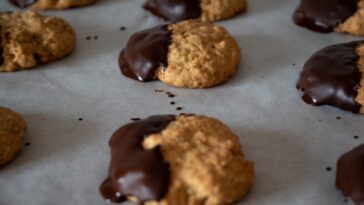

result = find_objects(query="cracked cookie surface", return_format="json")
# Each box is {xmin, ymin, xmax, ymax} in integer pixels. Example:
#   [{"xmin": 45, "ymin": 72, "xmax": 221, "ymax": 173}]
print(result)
[{"xmin": 0, "ymin": 11, "xmax": 76, "ymax": 72}]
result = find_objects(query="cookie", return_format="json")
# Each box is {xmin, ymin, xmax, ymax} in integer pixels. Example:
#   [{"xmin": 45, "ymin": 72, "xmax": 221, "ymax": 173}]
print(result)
[
  {"xmin": 9, "ymin": 0, "xmax": 96, "ymax": 10},
  {"xmin": 100, "ymin": 114, "xmax": 254, "ymax": 205},
  {"xmin": 120, "ymin": 20, "xmax": 241, "ymax": 88},
  {"xmin": 293, "ymin": 0, "xmax": 364, "ymax": 35},
  {"xmin": 336, "ymin": 144, "xmax": 364, "ymax": 205},
  {"xmin": 0, "ymin": 11, "xmax": 76, "ymax": 72},
  {"xmin": 296, "ymin": 41, "xmax": 364, "ymax": 114},
  {"xmin": 144, "ymin": 0, "xmax": 247, "ymax": 22},
  {"xmin": 0, "ymin": 107, "xmax": 27, "ymax": 167}
]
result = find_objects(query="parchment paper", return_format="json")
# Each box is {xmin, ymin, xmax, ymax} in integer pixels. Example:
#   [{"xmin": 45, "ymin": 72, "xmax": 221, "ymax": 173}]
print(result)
[{"xmin": 1, "ymin": 0, "xmax": 364, "ymax": 205}]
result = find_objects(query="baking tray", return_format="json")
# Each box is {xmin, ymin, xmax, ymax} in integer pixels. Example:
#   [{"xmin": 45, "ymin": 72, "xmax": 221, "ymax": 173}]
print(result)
[{"xmin": 1, "ymin": 0, "xmax": 364, "ymax": 205}]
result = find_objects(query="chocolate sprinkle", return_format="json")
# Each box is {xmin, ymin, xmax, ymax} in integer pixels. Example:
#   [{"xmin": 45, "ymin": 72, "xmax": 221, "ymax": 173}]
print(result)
[
  {"xmin": 293, "ymin": 0, "xmax": 358, "ymax": 33},
  {"xmin": 143, "ymin": 0, "xmax": 202, "ymax": 22},
  {"xmin": 9, "ymin": 0, "xmax": 37, "ymax": 8},
  {"xmin": 119, "ymin": 25, "xmax": 171, "ymax": 82},
  {"xmin": 100, "ymin": 115, "xmax": 175, "ymax": 204},
  {"xmin": 336, "ymin": 144, "xmax": 364, "ymax": 205},
  {"xmin": 297, "ymin": 41, "xmax": 363, "ymax": 113}
]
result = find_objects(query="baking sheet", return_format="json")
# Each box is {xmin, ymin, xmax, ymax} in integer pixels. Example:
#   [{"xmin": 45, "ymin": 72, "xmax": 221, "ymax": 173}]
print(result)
[{"xmin": 1, "ymin": 0, "xmax": 364, "ymax": 204}]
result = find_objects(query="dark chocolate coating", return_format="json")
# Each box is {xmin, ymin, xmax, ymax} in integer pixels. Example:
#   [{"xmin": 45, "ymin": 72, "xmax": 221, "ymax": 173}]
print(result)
[
  {"xmin": 297, "ymin": 41, "xmax": 363, "ymax": 113},
  {"xmin": 293, "ymin": 0, "xmax": 358, "ymax": 33},
  {"xmin": 9, "ymin": 0, "xmax": 37, "ymax": 8},
  {"xmin": 336, "ymin": 144, "xmax": 364, "ymax": 205},
  {"xmin": 119, "ymin": 25, "xmax": 171, "ymax": 82},
  {"xmin": 143, "ymin": 0, "xmax": 202, "ymax": 22},
  {"xmin": 0, "ymin": 26, "xmax": 3, "ymax": 66},
  {"xmin": 100, "ymin": 115, "xmax": 175, "ymax": 204}
]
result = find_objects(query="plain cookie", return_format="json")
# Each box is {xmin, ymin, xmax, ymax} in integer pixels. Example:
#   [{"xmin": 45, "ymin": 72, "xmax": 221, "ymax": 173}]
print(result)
[
  {"xmin": 119, "ymin": 20, "xmax": 241, "ymax": 88},
  {"xmin": 144, "ymin": 0, "xmax": 247, "ymax": 22},
  {"xmin": 0, "ymin": 11, "xmax": 76, "ymax": 72},
  {"xmin": 297, "ymin": 41, "xmax": 364, "ymax": 114},
  {"xmin": 100, "ymin": 114, "xmax": 254, "ymax": 205},
  {"xmin": 0, "ymin": 107, "xmax": 27, "ymax": 167},
  {"xmin": 9, "ymin": 0, "xmax": 96, "ymax": 9}
]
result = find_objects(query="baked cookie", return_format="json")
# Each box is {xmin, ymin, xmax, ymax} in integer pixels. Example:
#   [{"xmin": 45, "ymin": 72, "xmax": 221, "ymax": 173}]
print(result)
[
  {"xmin": 336, "ymin": 144, "xmax": 364, "ymax": 205},
  {"xmin": 100, "ymin": 114, "xmax": 254, "ymax": 205},
  {"xmin": 297, "ymin": 41, "xmax": 364, "ymax": 114},
  {"xmin": 293, "ymin": 0, "xmax": 364, "ymax": 35},
  {"xmin": 0, "ymin": 11, "xmax": 76, "ymax": 72},
  {"xmin": 9, "ymin": 0, "xmax": 96, "ymax": 10},
  {"xmin": 144, "ymin": 0, "xmax": 247, "ymax": 22},
  {"xmin": 120, "ymin": 20, "xmax": 241, "ymax": 88},
  {"xmin": 0, "ymin": 107, "xmax": 27, "ymax": 167}
]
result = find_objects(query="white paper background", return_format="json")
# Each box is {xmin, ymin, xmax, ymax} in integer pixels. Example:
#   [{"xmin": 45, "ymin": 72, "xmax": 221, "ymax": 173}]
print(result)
[{"xmin": 1, "ymin": 0, "xmax": 364, "ymax": 205}]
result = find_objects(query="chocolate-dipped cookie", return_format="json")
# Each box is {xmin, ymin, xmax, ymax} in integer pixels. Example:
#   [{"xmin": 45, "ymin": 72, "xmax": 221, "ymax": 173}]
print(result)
[
  {"xmin": 336, "ymin": 144, "xmax": 364, "ymax": 205},
  {"xmin": 0, "ymin": 107, "xmax": 27, "ymax": 167},
  {"xmin": 9, "ymin": 0, "xmax": 96, "ymax": 10},
  {"xmin": 100, "ymin": 114, "xmax": 254, "ymax": 205},
  {"xmin": 0, "ymin": 11, "xmax": 76, "ymax": 72},
  {"xmin": 143, "ymin": 0, "xmax": 247, "ymax": 22},
  {"xmin": 119, "ymin": 20, "xmax": 241, "ymax": 88},
  {"xmin": 297, "ymin": 41, "xmax": 364, "ymax": 114},
  {"xmin": 293, "ymin": 0, "xmax": 364, "ymax": 36}
]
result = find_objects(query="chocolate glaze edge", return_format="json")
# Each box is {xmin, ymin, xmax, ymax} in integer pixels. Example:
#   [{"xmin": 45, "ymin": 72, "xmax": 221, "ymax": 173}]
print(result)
[
  {"xmin": 293, "ymin": 0, "xmax": 358, "ymax": 33},
  {"xmin": 297, "ymin": 41, "xmax": 364, "ymax": 113},
  {"xmin": 9, "ymin": 0, "xmax": 38, "ymax": 8},
  {"xmin": 119, "ymin": 24, "xmax": 171, "ymax": 82},
  {"xmin": 100, "ymin": 115, "xmax": 176, "ymax": 204},
  {"xmin": 336, "ymin": 144, "xmax": 364, "ymax": 205},
  {"xmin": 143, "ymin": 0, "xmax": 202, "ymax": 22}
]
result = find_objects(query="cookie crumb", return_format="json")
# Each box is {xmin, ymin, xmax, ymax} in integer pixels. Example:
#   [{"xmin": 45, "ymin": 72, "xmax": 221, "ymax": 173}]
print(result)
[
  {"xmin": 336, "ymin": 117, "xmax": 341, "ymax": 120},
  {"xmin": 86, "ymin": 36, "xmax": 91, "ymax": 40},
  {"xmin": 25, "ymin": 142, "xmax": 31, "ymax": 146},
  {"xmin": 131, "ymin": 118, "xmax": 141, "ymax": 121},
  {"xmin": 170, "ymin": 101, "xmax": 176, "ymax": 105},
  {"xmin": 94, "ymin": 35, "xmax": 98, "ymax": 40},
  {"xmin": 326, "ymin": 167, "xmax": 332, "ymax": 171},
  {"xmin": 354, "ymin": 136, "xmax": 359, "ymax": 139},
  {"xmin": 120, "ymin": 26, "xmax": 126, "ymax": 31},
  {"xmin": 78, "ymin": 118, "xmax": 83, "ymax": 121},
  {"xmin": 176, "ymin": 107, "xmax": 183, "ymax": 111}
]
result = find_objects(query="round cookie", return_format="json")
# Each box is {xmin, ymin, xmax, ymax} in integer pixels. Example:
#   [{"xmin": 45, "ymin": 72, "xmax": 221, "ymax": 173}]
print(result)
[
  {"xmin": 9, "ymin": 0, "xmax": 96, "ymax": 10},
  {"xmin": 144, "ymin": 0, "xmax": 247, "ymax": 22},
  {"xmin": 0, "ymin": 11, "xmax": 76, "ymax": 72},
  {"xmin": 297, "ymin": 41, "xmax": 364, "ymax": 114},
  {"xmin": 0, "ymin": 107, "xmax": 27, "ymax": 167},
  {"xmin": 336, "ymin": 144, "xmax": 364, "ymax": 205},
  {"xmin": 293, "ymin": 0, "xmax": 364, "ymax": 36},
  {"xmin": 100, "ymin": 114, "xmax": 254, "ymax": 205},
  {"xmin": 119, "ymin": 20, "xmax": 241, "ymax": 88}
]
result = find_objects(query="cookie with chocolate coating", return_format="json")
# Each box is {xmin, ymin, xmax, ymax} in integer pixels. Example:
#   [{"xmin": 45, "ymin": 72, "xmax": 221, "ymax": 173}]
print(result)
[
  {"xmin": 100, "ymin": 114, "xmax": 254, "ymax": 205},
  {"xmin": 0, "ymin": 107, "xmax": 27, "ymax": 167},
  {"xmin": 119, "ymin": 20, "xmax": 241, "ymax": 88},
  {"xmin": 9, "ymin": 0, "xmax": 96, "ymax": 10},
  {"xmin": 0, "ymin": 11, "xmax": 76, "ymax": 72},
  {"xmin": 144, "ymin": 0, "xmax": 247, "ymax": 22},
  {"xmin": 293, "ymin": 0, "xmax": 364, "ymax": 36},
  {"xmin": 297, "ymin": 41, "xmax": 364, "ymax": 114}
]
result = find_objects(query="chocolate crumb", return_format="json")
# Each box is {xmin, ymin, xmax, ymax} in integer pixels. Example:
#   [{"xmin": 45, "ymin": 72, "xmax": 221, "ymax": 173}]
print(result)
[
  {"xmin": 170, "ymin": 101, "xmax": 176, "ymax": 105},
  {"xmin": 176, "ymin": 107, "xmax": 183, "ymax": 111},
  {"xmin": 86, "ymin": 36, "xmax": 91, "ymax": 40},
  {"xmin": 326, "ymin": 167, "xmax": 332, "ymax": 171},
  {"xmin": 131, "ymin": 118, "xmax": 141, "ymax": 121},
  {"xmin": 120, "ymin": 26, "xmax": 126, "ymax": 31},
  {"xmin": 94, "ymin": 36, "xmax": 98, "ymax": 40},
  {"xmin": 25, "ymin": 142, "xmax": 31, "ymax": 146},
  {"xmin": 78, "ymin": 118, "xmax": 83, "ymax": 121}
]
